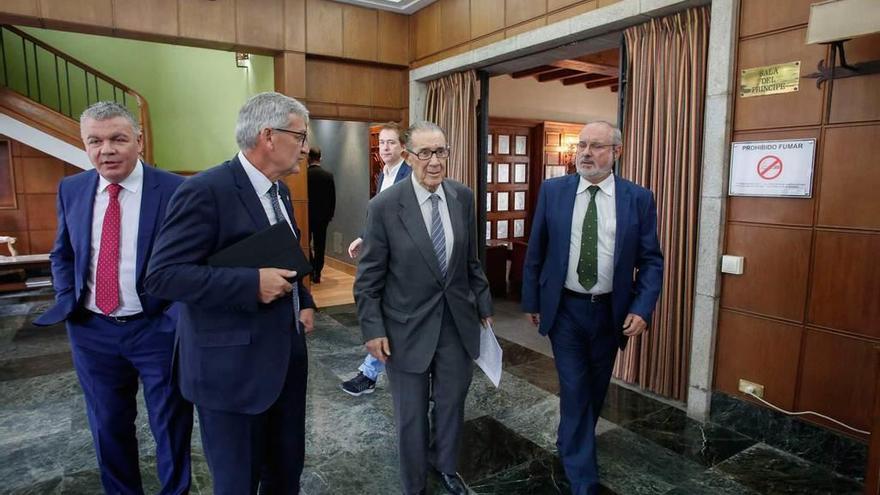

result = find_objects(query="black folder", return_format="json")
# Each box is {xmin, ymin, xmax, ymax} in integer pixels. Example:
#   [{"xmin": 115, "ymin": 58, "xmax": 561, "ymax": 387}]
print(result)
[{"xmin": 207, "ymin": 222, "xmax": 312, "ymax": 281}]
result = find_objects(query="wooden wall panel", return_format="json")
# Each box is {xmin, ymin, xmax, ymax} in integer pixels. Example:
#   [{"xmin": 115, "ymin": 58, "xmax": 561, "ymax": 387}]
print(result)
[
  {"xmin": 829, "ymin": 34, "xmax": 880, "ymax": 124},
  {"xmin": 505, "ymin": 0, "xmax": 546, "ymax": 27},
  {"xmin": 305, "ymin": 59, "xmax": 338, "ymax": 103},
  {"xmin": 506, "ymin": 17, "xmax": 546, "ymax": 38},
  {"xmin": 471, "ymin": 0, "xmax": 505, "ymax": 38},
  {"xmin": 28, "ymin": 229, "xmax": 55, "ymax": 253},
  {"xmin": 274, "ymin": 52, "xmax": 306, "ymax": 98},
  {"xmin": 721, "ymin": 224, "xmax": 811, "ymax": 322},
  {"xmin": 24, "ymin": 194, "xmax": 56, "ymax": 230},
  {"xmin": 39, "ymin": 0, "xmax": 113, "ymax": 27},
  {"xmin": 0, "ymin": 141, "xmax": 13, "ymax": 209},
  {"xmin": 440, "ymin": 0, "xmax": 470, "ymax": 50},
  {"xmin": 371, "ymin": 67, "xmax": 403, "ymax": 109},
  {"xmin": 798, "ymin": 330, "xmax": 877, "ymax": 431},
  {"xmin": 343, "ymin": 5, "xmax": 377, "ymax": 61},
  {"xmin": 412, "ymin": 1, "xmax": 441, "ymax": 59},
  {"xmin": 112, "ymin": 0, "xmax": 178, "ymax": 37},
  {"xmin": 377, "ymin": 11, "xmax": 409, "ymax": 65},
  {"xmin": 817, "ymin": 125, "xmax": 880, "ymax": 230},
  {"xmin": 306, "ymin": 0, "xmax": 343, "ymax": 56},
  {"xmin": 336, "ymin": 64, "xmax": 372, "ymax": 107},
  {"xmin": 548, "ymin": 0, "xmax": 582, "ymax": 11},
  {"xmin": 21, "ymin": 157, "xmax": 63, "ymax": 194},
  {"xmin": 284, "ymin": 0, "xmax": 306, "ymax": 52},
  {"xmin": 2, "ymin": 0, "xmax": 38, "ymax": 17},
  {"xmin": 0, "ymin": 207, "xmax": 28, "ymax": 232},
  {"xmin": 714, "ymin": 310, "xmax": 802, "ymax": 409},
  {"xmin": 548, "ymin": 0, "xmax": 597, "ymax": 24},
  {"xmin": 236, "ymin": 0, "xmax": 284, "ymax": 50},
  {"xmin": 472, "ymin": 32, "xmax": 505, "ymax": 49},
  {"xmin": 738, "ymin": 0, "xmax": 814, "ymax": 38},
  {"xmin": 734, "ymin": 29, "xmax": 826, "ymax": 130},
  {"xmin": 808, "ymin": 231, "xmax": 880, "ymax": 338},
  {"xmin": 179, "ymin": 0, "xmax": 236, "ymax": 45},
  {"xmin": 727, "ymin": 128, "xmax": 819, "ymax": 226}
]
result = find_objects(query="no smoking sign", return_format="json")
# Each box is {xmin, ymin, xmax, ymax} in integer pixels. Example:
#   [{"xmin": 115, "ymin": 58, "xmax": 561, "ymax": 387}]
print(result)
[{"xmin": 729, "ymin": 139, "xmax": 815, "ymax": 197}]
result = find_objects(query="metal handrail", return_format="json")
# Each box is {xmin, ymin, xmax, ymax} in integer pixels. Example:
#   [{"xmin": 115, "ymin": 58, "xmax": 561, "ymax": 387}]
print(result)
[{"xmin": 0, "ymin": 24, "xmax": 152, "ymax": 163}]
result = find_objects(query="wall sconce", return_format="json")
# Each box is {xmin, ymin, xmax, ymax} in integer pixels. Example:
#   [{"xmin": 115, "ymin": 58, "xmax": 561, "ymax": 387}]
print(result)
[
  {"xmin": 561, "ymin": 135, "xmax": 579, "ymax": 171},
  {"xmin": 235, "ymin": 52, "xmax": 250, "ymax": 69}
]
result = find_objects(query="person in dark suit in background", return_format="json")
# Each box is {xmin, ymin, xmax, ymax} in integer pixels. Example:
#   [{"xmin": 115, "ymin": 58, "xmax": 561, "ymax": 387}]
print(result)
[
  {"xmin": 306, "ymin": 146, "xmax": 335, "ymax": 283},
  {"xmin": 145, "ymin": 92, "xmax": 315, "ymax": 494},
  {"xmin": 354, "ymin": 121, "xmax": 493, "ymax": 495},
  {"xmin": 35, "ymin": 101, "xmax": 192, "ymax": 494},
  {"xmin": 522, "ymin": 121, "xmax": 664, "ymax": 495},
  {"xmin": 341, "ymin": 122, "xmax": 412, "ymax": 396}
]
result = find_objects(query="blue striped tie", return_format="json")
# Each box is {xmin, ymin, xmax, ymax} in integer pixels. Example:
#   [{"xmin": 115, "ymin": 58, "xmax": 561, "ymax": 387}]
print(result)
[
  {"xmin": 429, "ymin": 194, "xmax": 447, "ymax": 277},
  {"xmin": 268, "ymin": 183, "xmax": 301, "ymax": 333}
]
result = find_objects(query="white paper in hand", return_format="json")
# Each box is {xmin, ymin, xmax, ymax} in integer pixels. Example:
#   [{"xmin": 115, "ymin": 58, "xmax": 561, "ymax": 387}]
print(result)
[{"xmin": 475, "ymin": 322, "xmax": 503, "ymax": 388}]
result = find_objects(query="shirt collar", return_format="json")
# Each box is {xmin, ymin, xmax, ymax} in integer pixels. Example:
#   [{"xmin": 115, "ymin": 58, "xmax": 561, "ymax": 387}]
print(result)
[
  {"xmin": 383, "ymin": 158, "xmax": 404, "ymax": 177},
  {"xmin": 238, "ymin": 151, "xmax": 275, "ymax": 197},
  {"xmin": 411, "ymin": 173, "xmax": 446, "ymax": 205},
  {"xmin": 98, "ymin": 160, "xmax": 144, "ymax": 194},
  {"xmin": 577, "ymin": 173, "xmax": 615, "ymax": 197}
]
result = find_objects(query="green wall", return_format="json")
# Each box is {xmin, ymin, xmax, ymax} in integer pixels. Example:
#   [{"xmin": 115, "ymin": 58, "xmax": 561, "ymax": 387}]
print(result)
[{"xmin": 18, "ymin": 27, "xmax": 274, "ymax": 171}]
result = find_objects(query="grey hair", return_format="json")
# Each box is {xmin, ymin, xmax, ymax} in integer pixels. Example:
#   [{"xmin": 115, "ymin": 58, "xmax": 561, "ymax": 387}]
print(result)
[
  {"xmin": 588, "ymin": 120, "xmax": 622, "ymax": 145},
  {"xmin": 235, "ymin": 92, "xmax": 309, "ymax": 150},
  {"xmin": 80, "ymin": 101, "xmax": 140, "ymax": 134},
  {"xmin": 405, "ymin": 121, "xmax": 447, "ymax": 146}
]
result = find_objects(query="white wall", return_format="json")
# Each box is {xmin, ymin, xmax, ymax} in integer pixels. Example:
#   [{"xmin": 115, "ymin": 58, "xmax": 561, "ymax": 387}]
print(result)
[{"xmin": 488, "ymin": 75, "xmax": 618, "ymax": 124}]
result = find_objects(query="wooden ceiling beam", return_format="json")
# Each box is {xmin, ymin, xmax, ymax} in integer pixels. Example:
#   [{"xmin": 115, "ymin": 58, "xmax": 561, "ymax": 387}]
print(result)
[
  {"xmin": 561, "ymin": 73, "xmax": 608, "ymax": 85},
  {"xmin": 611, "ymin": 84, "xmax": 619, "ymax": 93},
  {"xmin": 585, "ymin": 77, "xmax": 618, "ymax": 89},
  {"xmin": 537, "ymin": 68, "xmax": 582, "ymax": 82},
  {"xmin": 511, "ymin": 65, "xmax": 556, "ymax": 78},
  {"xmin": 551, "ymin": 59, "xmax": 618, "ymax": 77}
]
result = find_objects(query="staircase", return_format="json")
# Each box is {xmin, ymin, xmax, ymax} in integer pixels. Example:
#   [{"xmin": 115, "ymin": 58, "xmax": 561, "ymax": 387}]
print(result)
[{"xmin": 0, "ymin": 24, "xmax": 152, "ymax": 164}]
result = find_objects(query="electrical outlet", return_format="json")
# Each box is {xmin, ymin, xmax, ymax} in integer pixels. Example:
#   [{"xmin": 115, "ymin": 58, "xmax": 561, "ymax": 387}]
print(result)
[{"xmin": 738, "ymin": 379, "xmax": 764, "ymax": 398}]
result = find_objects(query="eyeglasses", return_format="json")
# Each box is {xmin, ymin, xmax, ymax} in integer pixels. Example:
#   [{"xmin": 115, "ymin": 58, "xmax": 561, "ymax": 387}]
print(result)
[
  {"xmin": 272, "ymin": 128, "xmax": 308, "ymax": 145},
  {"xmin": 407, "ymin": 147, "xmax": 450, "ymax": 160},
  {"xmin": 576, "ymin": 142, "xmax": 617, "ymax": 152}
]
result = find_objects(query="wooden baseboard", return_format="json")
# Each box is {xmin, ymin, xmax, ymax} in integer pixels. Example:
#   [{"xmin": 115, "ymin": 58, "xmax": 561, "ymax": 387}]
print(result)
[{"xmin": 325, "ymin": 256, "xmax": 356, "ymax": 276}]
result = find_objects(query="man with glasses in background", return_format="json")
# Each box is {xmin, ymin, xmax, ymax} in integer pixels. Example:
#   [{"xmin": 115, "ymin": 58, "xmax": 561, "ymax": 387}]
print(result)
[
  {"xmin": 522, "ymin": 121, "xmax": 663, "ymax": 495},
  {"xmin": 354, "ymin": 121, "xmax": 493, "ymax": 495},
  {"xmin": 146, "ymin": 92, "xmax": 316, "ymax": 494}
]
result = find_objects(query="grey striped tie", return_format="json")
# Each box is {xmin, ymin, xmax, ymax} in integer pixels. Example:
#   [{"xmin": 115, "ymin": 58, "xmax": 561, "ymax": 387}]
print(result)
[
  {"xmin": 268, "ymin": 182, "xmax": 301, "ymax": 333},
  {"xmin": 429, "ymin": 193, "xmax": 447, "ymax": 277}
]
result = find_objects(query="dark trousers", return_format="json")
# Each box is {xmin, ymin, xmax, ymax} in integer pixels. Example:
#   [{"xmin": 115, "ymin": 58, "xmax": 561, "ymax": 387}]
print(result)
[
  {"xmin": 309, "ymin": 222, "xmax": 328, "ymax": 281},
  {"xmin": 386, "ymin": 309, "xmax": 473, "ymax": 495},
  {"xmin": 549, "ymin": 293, "xmax": 619, "ymax": 495},
  {"xmin": 196, "ymin": 330, "xmax": 308, "ymax": 495},
  {"xmin": 67, "ymin": 311, "xmax": 193, "ymax": 495}
]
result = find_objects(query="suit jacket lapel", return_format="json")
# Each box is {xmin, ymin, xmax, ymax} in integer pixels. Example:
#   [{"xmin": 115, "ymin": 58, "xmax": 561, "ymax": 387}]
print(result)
[
  {"xmin": 558, "ymin": 174, "xmax": 579, "ymax": 272},
  {"xmin": 230, "ymin": 157, "xmax": 271, "ymax": 231},
  {"xmin": 74, "ymin": 172, "xmax": 99, "ymax": 285},
  {"xmin": 614, "ymin": 178, "xmax": 631, "ymax": 269},
  {"xmin": 395, "ymin": 162, "xmax": 411, "ymax": 183},
  {"xmin": 279, "ymin": 184, "xmax": 299, "ymax": 239},
  {"xmin": 443, "ymin": 182, "xmax": 464, "ymax": 283},
  {"xmin": 136, "ymin": 165, "xmax": 162, "ymax": 283},
  {"xmin": 398, "ymin": 181, "xmax": 443, "ymax": 283}
]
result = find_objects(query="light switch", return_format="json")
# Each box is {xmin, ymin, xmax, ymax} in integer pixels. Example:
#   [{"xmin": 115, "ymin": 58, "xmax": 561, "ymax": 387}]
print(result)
[{"xmin": 721, "ymin": 255, "xmax": 744, "ymax": 275}]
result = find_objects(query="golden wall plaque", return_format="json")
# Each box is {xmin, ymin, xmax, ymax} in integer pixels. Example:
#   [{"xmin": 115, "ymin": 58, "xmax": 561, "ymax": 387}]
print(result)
[{"xmin": 740, "ymin": 61, "xmax": 801, "ymax": 98}]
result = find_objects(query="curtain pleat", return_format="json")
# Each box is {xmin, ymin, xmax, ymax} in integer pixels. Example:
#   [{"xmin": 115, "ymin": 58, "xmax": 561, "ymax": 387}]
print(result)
[
  {"xmin": 612, "ymin": 7, "xmax": 710, "ymax": 401},
  {"xmin": 424, "ymin": 71, "xmax": 478, "ymax": 191}
]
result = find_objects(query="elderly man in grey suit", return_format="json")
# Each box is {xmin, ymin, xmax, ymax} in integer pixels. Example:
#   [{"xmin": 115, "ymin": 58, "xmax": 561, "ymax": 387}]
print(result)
[{"xmin": 354, "ymin": 121, "xmax": 493, "ymax": 495}]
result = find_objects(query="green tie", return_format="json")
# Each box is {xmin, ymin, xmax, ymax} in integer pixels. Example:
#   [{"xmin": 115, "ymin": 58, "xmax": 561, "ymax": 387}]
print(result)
[{"xmin": 577, "ymin": 185, "xmax": 601, "ymax": 291}]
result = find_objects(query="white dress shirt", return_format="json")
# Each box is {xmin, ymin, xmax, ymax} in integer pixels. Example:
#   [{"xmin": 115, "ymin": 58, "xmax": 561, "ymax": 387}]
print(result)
[
  {"xmin": 85, "ymin": 160, "xmax": 144, "ymax": 316},
  {"xmin": 564, "ymin": 174, "xmax": 616, "ymax": 294},
  {"xmin": 411, "ymin": 174, "xmax": 454, "ymax": 269},
  {"xmin": 380, "ymin": 159, "xmax": 404, "ymax": 193},
  {"xmin": 239, "ymin": 152, "xmax": 295, "ymax": 233}
]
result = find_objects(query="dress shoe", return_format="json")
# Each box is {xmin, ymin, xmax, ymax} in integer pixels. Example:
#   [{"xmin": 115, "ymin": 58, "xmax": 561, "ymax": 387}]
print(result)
[{"xmin": 437, "ymin": 471, "xmax": 469, "ymax": 495}]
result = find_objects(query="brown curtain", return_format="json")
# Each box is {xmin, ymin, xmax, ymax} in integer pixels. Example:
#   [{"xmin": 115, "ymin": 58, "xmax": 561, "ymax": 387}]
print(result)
[
  {"xmin": 612, "ymin": 6, "xmax": 710, "ymax": 401},
  {"xmin": 424, "ymin": 70, "xmax": 478, "ymax": 191}
]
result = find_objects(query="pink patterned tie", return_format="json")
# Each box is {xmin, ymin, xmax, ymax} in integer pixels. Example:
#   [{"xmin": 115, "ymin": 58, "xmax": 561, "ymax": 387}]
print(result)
[{"xmin": 96, "ymin": 183, "xmax": 121, "ymax": 315}]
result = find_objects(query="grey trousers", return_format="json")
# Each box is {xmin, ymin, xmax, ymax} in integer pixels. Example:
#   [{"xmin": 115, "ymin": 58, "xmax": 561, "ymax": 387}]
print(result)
[{"xmin": 386, "ymin": 312, "xmax": 473, "ymax": 495}]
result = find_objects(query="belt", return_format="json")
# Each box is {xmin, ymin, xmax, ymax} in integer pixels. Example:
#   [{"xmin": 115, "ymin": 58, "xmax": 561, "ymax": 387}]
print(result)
[
  {"xmin": 90, "ymin": 311, "xmax": 146, "ymax": 324},
  {"xmin": 562, "ymin": 288, "xmax": 611, "ymax": 303}
]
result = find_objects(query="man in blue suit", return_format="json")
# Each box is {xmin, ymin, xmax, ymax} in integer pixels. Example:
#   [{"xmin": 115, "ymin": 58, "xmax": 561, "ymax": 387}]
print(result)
[
  {"xmin": 35, "ymin": 101, "xmax": 192, "ymax": 494},
  {"xmin": 522, "ymin": 121, "xmax": 663, "ymax": 495},
  {"xmin": 341, "ymin": 122, "xmax": 412, "ymax": 397},
  {"xmin": 145, "ymin": 92, "xmax": 315, "ymax": 494}
]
